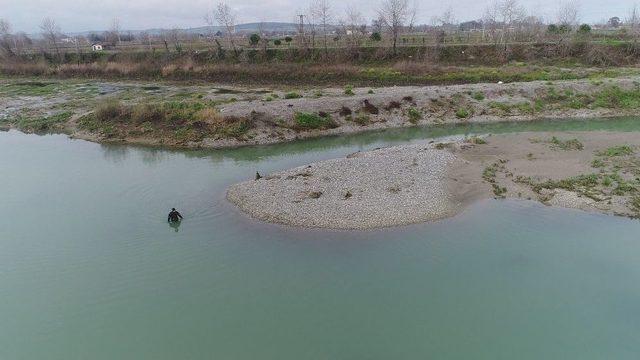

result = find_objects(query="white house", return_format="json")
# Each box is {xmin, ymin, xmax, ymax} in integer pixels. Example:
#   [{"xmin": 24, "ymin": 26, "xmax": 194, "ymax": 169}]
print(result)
[{"xmin": 91, "ymin": 43, "xmax": 103, "ymax": 51}]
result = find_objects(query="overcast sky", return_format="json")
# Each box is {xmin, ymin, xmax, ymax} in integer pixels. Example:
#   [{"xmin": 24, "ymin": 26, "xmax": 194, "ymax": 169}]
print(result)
[{"xmin": 1, "ymin": 0, "xmax": 637, "ymax": 33}]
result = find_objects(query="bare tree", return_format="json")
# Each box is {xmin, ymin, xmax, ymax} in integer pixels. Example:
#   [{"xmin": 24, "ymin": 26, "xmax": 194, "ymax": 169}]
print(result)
[
  {"xmin": 310, "ymin": 0, "xmax": 332, "ymax": 55},
  {"xmin": 557, "ymin": 0, "xmax": 580, "ymax": 28},
  {"xmin": 109, "ymin": 18, "xmax": 122, "ymax": 47},
  {"xmin": 139, "ymin": 31, "xmax": 153, "ymax": 50},
  {"xmin": 378, "ymin": 0, "xmax": 411, "ymax": 55},
  {"xmin": 342, "ymin": 7, "xmax": 366, "ymax": 49},
  {"xmin": 0, "ymin": 18, "xmax": 14, "ymax": 57},
  {"xmin": 169, "ymin": 29, "xmax": 183, "ymax": 53},
  {"xmin": 210, "ymin": 2, "xmax": 238, "ymax": 55},
  {"xmin": 499, "ymin": 0, "xmax": 526, "ymax": 41},
  {"xmin": 40, "ymin": 17, "xmax": 61, "ymax": 60},
  {"xmin": 626, "ymin": 4, "xmax": 640, "ymax": 44}
]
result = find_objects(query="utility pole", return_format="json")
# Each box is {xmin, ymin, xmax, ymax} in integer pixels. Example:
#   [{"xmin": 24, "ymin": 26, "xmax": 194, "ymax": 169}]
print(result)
[{"xmin": 298, "ymin": 14, "xmax": 305, "ymax": 36}]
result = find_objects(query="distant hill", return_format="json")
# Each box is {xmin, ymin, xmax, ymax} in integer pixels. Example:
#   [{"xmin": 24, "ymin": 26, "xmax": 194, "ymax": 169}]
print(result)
[{"xmin": 64, "ymin": 22, "xmax": 300, "ymax": 38}]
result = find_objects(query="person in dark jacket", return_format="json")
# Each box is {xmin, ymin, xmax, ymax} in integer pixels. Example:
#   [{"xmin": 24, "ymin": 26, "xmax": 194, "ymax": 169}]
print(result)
[{"xmin": 168, "ymin": 208, "xmax": 183, "ymax": 223}]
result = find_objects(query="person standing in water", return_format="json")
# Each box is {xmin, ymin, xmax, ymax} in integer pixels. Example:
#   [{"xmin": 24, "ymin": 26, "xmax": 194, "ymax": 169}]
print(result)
[{"xmin": 168, "ymin": 208, "xmax": 183, "ymax": 223}]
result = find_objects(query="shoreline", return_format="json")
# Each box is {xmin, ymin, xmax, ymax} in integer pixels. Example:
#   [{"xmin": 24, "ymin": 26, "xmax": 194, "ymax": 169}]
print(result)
[
  {"xmin": 4, "ymin": 77, "xmax": 640, "ymax": 149},
  {"xmin": 227, "ymin": 131, "xmax": 640, "ymax": 230}
]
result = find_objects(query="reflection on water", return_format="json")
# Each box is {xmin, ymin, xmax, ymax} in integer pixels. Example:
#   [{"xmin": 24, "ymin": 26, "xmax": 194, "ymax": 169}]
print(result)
[
  {"xmin": 168, "ymin": 221, "xmax": 181, "ymax": 233},
  {"xmin": 1, "ymin": 122, "xmax": 640, "ymax": 360}
]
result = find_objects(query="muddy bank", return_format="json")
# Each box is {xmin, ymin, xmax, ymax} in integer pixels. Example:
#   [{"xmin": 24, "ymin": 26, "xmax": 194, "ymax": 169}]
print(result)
[{"xmin": 228, "ymin": 131, "xmax": 640, "ymax": 229}]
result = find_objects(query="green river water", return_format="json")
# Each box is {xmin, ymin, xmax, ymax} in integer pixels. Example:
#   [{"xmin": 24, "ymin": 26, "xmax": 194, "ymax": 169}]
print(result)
[{"xmin": 2, "ymin": 117, "xmax": 640, "ymax": 359}]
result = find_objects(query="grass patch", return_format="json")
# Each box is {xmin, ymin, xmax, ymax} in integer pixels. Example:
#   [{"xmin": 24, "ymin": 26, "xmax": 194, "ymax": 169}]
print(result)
[
  {"xmin": 407, "ymin": 107, "xmax": 422, "ymax": 124},
  {"xmin": 294, "ymin": 112, "xmax": 338, "ymax": 130},
  {"xmin": 344, "ymin": 85, "xmax": 355, "ymax": 96},
  {"xmin": 548, "ymin": 137, "xmax": 584, "ymax": 151},
  {"xmin": 79, "ymin": 100, "xmax": 252, "ymax": 141},
  {"xmin": 471, "ymin": 91, "xmax": 485, "ymax": 101},
  {"xmin": 466, "ymin": 136, "xmax": 487, "ymax": 145},
  {"xmin": 455, "ymin": 107, "xmax": 470, "ymax": 119},
  {"xmin": 284, "ymin": 91, "xmax": 302, "ymax": 99},
  {"xmin": 14, "ymin": 111, "xmax": 73, "ymax": 132},
  {"xmin": 597, "ymin": 145, "xmax": 634, "ymax": 157}
]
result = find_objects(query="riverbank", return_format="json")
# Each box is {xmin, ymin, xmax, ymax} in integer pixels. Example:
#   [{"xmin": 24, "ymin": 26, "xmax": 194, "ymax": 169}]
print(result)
[
  {"xmin": 4, "ymin": 76, "xmax": 640, "ymax": 149},
  {"xmin": 227, "ymin": 131, "xmax": 640, "ymax": 229}
]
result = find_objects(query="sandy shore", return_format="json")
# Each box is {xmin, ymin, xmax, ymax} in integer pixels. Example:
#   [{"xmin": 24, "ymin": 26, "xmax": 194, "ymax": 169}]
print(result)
[{"xmin": 228, "ymin": 131, "xmax": 640, "ymax": 229}]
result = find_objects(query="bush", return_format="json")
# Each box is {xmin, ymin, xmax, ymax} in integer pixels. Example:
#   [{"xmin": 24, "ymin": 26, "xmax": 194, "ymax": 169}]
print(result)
[
  {"xmin": 294, "ymin": 112, "xmax": 338, "ymax": 130},
  {"xmin": 95, "ymin": 100, "xmax": 128, "ymax": 122},
  {"xmin": 249, "ymin": 34, "xmax": 261, "ymax": 46},
  {"xmin": 455, "ymin": 108, "xmax": 470, "ymax": 119},
  {"xmin": 407, "ymin": 107, "xmax": 422, "ymax": 124},
  {"xmin": 370, "ymin": 32, "xmax": 382, "ymax": 41},
  {"xmin": 471, "ymin": 91, "xmax": 485, "ymax": 101},
  {"xmin": 273, "ymin": 39, "xmax": 282, "ymax": 46},
  {"xmin": 353, "ymin": 114, "xmax": 370, "ymax": 125},
  {"xmin": 284, "ymin": 91, "xmax": 302, "ymax": 99},
  {"xmin": 578, "ymin": 24, "xmax": 591, "ymax": 34},
  {"xmin": 344, "ymin": 85, "xmax": 355, "ymax": 95}
]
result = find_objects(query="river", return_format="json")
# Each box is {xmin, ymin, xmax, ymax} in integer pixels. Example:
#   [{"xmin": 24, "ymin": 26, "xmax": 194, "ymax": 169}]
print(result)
[{"xmin": 2, "ymin": 118, "xmax": 640, "ymax": 359}]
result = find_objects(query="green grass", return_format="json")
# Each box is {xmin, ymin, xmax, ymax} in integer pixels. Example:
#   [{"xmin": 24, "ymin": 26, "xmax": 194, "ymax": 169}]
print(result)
[
  {"xmin": 471, "ymin": 91, "xmax": 485, "ymax": 101},
  {"xmin": 353, "ymin": 113, "xmax": 370, "ymax": 125},
  {"xmin": 407, "ymin": 107, "xmax": 422, "ymax": 124},
  {"xmin": 344, "ymin": 85, "xmax": 355, "ymax": 96},
  {"xmin": 294, "ymin": 112, "xmax": 337, "ymax": 130},
  {"xmin": 284, "ymin": 92, "xmax": 302, "ymax": 99},
  {"xmin": 2, "ymin": 81, "xmax": 62, "ymax": 97},
  {"xmin": 548, "ymin": 137, "xmax": 584, "ymax": 151},
  {"xmin": 455, "ymin": 108, "xmax": 470, "ymax": 119},
  {"xmin": 592, "ymin": 86, "xmax": 640, "ymax": 109},
  {"xmin": 15, "ymin": 111, "xmax": 73, "ymax": 132},
  {"xmin": 597, "ymin": 145, "xmax": 634, "ymax": 157}
]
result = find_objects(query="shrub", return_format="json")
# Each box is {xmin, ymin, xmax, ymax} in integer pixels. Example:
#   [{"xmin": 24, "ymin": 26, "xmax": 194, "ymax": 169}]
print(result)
[
  {"xmin": 362, "ymin": 100, "xmax": 379, "ymax": 114},
  {"xmin": 284, "ymin": 91, "xmax": 302, "ymax": 99},
  {"xmin": 597, "ymin": 145, "xmax": 634, "ymax": 157},
  {"xmin": 344, "ymin": 85, "xmax": 355, "ymax": 95},
  {"xmin": 407, "ymin": 107, "xmax": 422, "ymax": 124},
  {"xmin": 353, "ymin": 114, "xmax": 370, "ymax": 125},
  {"xmin": 131, "ymin": 103, "xmax": 165, "ymax": 124},
  {"xmin": 294, "ymin": 112, "xmax": 337, "ymax": 130},
  {"xmin": 548, "ymin": 137, "xmax": 584, "ymax": 150},
  {"xmin": 370, "ymin": 32, "xmax": 382, "ymax": 41},
  {"xmin": 578, "ymin": 24, "xmax": 591, "ymax": 34},
  {"xmin": 471, "ymin": 91, "xmax": 485, "ymax": 101},
  {"xmin": 273, "ymin": 39, "xmax": 282, "ymax": 46},
  {"xmin": 339, "ymin": 106, "xmax": 353, "ymax": 116},
  {"xmin": 94, "ymin": 100, "xmax": 128, "ymax": 122},
  {"xmin": 249, "ymin": 34, "xmax": 261, "ymax": 46},
  {"xmin": 455, "ymin": 108, "xmax": 470, "ymax": 118},
  {"xmin": 384, "ymin": 101, "xmax": 401, "ymax": 111}
]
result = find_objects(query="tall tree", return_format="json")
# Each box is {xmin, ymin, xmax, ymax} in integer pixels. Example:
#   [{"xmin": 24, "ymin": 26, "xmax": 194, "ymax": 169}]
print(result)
[
  {"xmin": 378, "ymin": 0, "xmax": 411, "ymax": 55},
  {"xmin": 0, "ymin": 18, "xmax": 14, "ymax": 57},
  {"xmin": 557, "ymin": 0, "xmax": 580, "ymax": 28},
  {"xmin": 210, "ymin": 2, "xmax": 238, "ymax": 55},
  {"xmin": 40, "ymin": 17, "xmax": 61, "ymax": 60},
  {"xmin": 109, "ymin": 18, "xmax": 122, "ymax": 47},
  {"xmin": 310, "ymin": 0, "xmax": 332, "ymax": 55}
]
